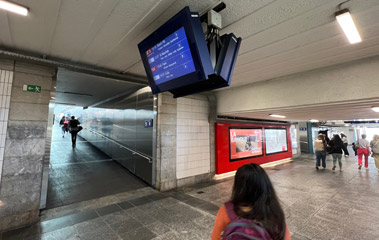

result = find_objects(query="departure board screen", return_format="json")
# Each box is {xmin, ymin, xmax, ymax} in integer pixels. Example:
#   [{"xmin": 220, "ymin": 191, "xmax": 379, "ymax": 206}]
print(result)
[{"xmin": 145, "ymin": 27, "xmax": 196, "ymax": 85}]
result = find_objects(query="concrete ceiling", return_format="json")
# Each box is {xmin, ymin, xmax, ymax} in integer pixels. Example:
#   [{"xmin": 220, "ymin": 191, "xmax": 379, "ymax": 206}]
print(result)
[
  {"xmin": 223, "ymin": 99, "xmax": 379, "ymax": 122},
  {"xmin": 1, "ymin": 0, "xmax": 379, "ymax": 108},
  {"xmin": 55, "ymin": 69, "xmax": 142, "ymax": 107}
]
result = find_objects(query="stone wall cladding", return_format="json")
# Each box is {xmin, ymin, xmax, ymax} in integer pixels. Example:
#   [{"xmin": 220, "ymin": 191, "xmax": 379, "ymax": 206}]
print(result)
[
  {"xmin": 176, "ymin": 95, "xmax": 210, "ymax": 179},
  {"xmin": 0, "ymin": 60, "xmax": 54, "ymax": 231},
  {"xmin": 156, "ymin": 93, "xmax": 177, "ymax": 191}
]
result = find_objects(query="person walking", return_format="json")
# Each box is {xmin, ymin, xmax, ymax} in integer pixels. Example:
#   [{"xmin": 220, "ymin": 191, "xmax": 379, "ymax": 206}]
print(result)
[
  {"xmin": 68, "ymin": 116, "xmax": 80, "ymax": 147},
  {"xmin": 356, "ymin": 134, "xmax": 370, "ymax": 170},
  {"xmin": 211, "ymin": 163, "xmax": 291, "ymax": 240},
  {"xmin": 314, "ymin": 134, "xmax": 327, "ymax": 170},
  {"xmin": 59, "ymin": 116, "xmax": 68, "ymax": 138},
  {"xmin": 340, "ymin": 133, "xmax": 349, "ymax": 157},
  {"xmin": 370, "ymin": 134, "xmax": 379, "ymax": 172},
  {"xmin": 329, "ymin": 134, "xmax": 344, "ymax": 172}
]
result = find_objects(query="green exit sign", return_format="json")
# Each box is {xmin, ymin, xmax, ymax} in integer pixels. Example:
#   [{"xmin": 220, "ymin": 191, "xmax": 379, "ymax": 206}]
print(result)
[{"xmin": 23, "ymin": 84, "xmax": 42, "ymax": 93}]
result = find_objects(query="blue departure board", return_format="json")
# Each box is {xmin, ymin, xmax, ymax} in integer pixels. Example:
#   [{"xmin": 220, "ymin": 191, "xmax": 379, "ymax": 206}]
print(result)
[{"xmin": 146, "ymin": 27, "xmax": 196, "ymax": 85}]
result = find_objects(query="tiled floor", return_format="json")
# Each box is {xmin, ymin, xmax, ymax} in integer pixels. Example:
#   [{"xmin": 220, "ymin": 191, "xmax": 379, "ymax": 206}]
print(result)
[
  {"xmin": 46, "ymin": 126, "xmax": 148, "ymax": 209},
  {"xmin": 2, "ymin": 152, "xmax": 379, "ymax": 239}
]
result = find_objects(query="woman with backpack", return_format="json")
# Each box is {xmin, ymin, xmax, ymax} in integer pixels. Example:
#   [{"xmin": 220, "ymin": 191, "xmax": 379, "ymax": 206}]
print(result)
[
  {"xmin": 59, "ymin": 116, "xmax": 68, "ymax": 138},
  {"xmin": 328, "ymin": 134, "xmax": 344, "ymax": 172},
  {"xmin": 314, "ymin": 134, "xmax": 327, "ymax": 170},
  {"xmin": 211, "ymin": 163, "xmax": 290, "ymax": 240}
]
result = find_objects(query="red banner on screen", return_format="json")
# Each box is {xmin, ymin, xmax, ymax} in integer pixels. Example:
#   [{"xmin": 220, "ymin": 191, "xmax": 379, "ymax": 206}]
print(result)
[{"xmin": 230, "ymin": 128, "xmax": 262, "ymax": 160}]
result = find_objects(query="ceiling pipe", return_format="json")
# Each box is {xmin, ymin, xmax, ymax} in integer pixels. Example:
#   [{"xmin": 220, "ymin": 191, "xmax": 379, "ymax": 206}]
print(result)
[{"xmin": 0, "ymin": 49, "xmax": 148, "ymax": 86}]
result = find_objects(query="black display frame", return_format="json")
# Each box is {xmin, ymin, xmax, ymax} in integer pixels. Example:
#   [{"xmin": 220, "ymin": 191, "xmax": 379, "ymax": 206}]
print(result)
[
  {"xmin": 228, "ymin": 126, "xmax": 264, "ymax": 162},
  {"xmin": 264, "ymin": 127, "xmax": 288, "ymax": 155}
]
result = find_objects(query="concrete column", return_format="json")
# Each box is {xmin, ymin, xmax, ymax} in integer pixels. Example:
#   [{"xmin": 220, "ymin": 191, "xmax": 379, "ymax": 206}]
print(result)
[
  {"xmin": 208, "ymin": 95, "xmax": 217, "ymax": 174},
  {"xmin": 156, "ymin": 93, "xmax": 177, "ymax": 191},
  {"xmin": 299, "ymin": 122, "xmax": 313, "ymax": 154},
  {"xmin": 0, "ymin": 60, "xmax": 55, "ymax": 231}
]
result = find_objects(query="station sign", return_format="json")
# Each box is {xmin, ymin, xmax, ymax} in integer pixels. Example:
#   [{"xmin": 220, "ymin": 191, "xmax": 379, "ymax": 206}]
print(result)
[{"xmin": 144, "ymin": 119, "xmax": 153, "ymax": 128}]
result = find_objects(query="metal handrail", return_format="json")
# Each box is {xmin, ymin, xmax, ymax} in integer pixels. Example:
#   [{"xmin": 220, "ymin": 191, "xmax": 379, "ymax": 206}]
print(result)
[{"xmin": 84, "ymin": 127, "xmax": 152, "ymax": 163}]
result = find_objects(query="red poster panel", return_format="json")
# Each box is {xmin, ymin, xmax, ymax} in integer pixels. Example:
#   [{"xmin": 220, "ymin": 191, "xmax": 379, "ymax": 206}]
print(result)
[
  {"xmin": 230, "ymin": 128, "xmax": 262, "ymax": 160},
  {"xmin": 215, "ymin": 123, "xmax": 293, "ymax": 174}
]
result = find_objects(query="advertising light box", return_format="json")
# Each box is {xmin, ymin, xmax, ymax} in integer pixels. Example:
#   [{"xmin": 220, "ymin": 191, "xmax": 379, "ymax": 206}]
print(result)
[
  {"xmin": 229, "ymin": 128, "xmax": 263, "ymax": 161},
  {"xmin": 265, "ymin": 128, "xmax": 288, "ymax": 154}
]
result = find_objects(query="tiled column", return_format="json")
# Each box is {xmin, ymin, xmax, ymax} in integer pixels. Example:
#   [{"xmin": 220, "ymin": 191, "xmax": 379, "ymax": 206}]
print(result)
[
  {"xmin": 0, "ymin": 70, "xmax": 13, "ymax": 185},
  {"xmin": 155, "ymin": 93, "xmax": 213, "ymax": 191},
  {"xmin": 176, "ymin": 95, "xmax": 211, "ymax": 186},
  {"xmin": 0, "ymin": 60, "xmax": 55, "ymax": 231}
]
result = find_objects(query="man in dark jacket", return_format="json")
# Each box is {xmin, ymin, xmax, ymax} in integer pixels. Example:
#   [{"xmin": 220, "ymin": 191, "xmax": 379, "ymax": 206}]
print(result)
[{"xmin": 68, "ymin": 116, "xmax": 80, "ymax": 147}]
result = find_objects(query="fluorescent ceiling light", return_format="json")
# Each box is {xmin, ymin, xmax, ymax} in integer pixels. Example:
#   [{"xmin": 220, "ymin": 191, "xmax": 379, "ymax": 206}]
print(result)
[
  {"xmin": 335, "ymin": 9, "xmax": 361, "ymax": 44},
  {"xmin": 310, "ymin": 119, "xmax": 319, "ymax": 122},
  {"xmin": 372, "ymin": 107, "xmax": 379, "ymax": 112},
  {"xmin": 0, "ymin": 0, "xmax": 28, "ymax": 16},
  {"xmin": 344, "ymin": 124, "xmax": 349, "ymax": 127},
  {"xmin": 269, "ymin": 114, "xmax": 286, "ymax": 119}
]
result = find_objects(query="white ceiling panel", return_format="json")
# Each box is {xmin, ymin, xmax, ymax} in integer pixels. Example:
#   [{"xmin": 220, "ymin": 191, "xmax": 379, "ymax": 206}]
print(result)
[
  {"xmin": 0, "ymin": 11, "xmax": 13, "ymax": 47},
  {"xmin": 224, "ymin": 100, "xmax": 379, "ymax": 122},
  {"xmin": 0, "ymin": 0, "xmax": 378, "ymax": 95},
  {"xmin": 100, "ymin": 0, "xmax": 219, "ymax": 72}
]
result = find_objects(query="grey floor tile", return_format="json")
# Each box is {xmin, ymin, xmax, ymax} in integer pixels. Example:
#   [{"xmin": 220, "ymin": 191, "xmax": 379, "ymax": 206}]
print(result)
[
  {"xmin": 30, "ymin": 226, "xmax": 79, "ymax": 240},
  {"xmin": 127, "ymin": 208, "xmax": 157, "ymax": 226},
  {"xmin": 153, "ymin": 231, "xmax": 180, "ymax": 240},
  {"xmin": 1, "ymin": 225, "xmax": 40, "ymax": 240},
  {"xmin": 74, "ymin": 218, "xmax": 106, "ymax": 235},
  {"xmin": 96, "ymin": 204, "xmax": 122, "ymax": 216},
  {"xmin": 196, "ymin": 202, "xmax": 219, "ymax": 215},
  {"xmin": 69, "ymin": 210, "xmax": 99, "ymax": 225},
  {"xmin": 128, "ymin": 197, "xmax": 153, "ymax": 207},
  {"xmin": 144, "ymin": 222, "xmax": 171, "ymax": 235},
  {"xmin": 109, "ymin": 218, "xmax": 143, "ymax": 235},
  {"xmin": 146, "ymin": 193, "xmax": 167, "ymax": 201},
  {"xmin": 117, "ymin": 201, "xmax": 134, "ymax": 210},
  {"xmin": 119, "ymin": 226, "xmax": 156, "ymax": 240},
  {"xmin": 40, "ymin": 216, "xmax": 72, "ymax": 234},
  {"xmin": 78, "ymin": 226, "xmax": 120, "ymax": 240}
]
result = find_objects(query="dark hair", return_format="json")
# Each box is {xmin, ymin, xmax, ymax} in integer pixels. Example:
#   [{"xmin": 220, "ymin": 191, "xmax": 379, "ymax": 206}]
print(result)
[
  {"xmin": 332, "ymin": 134, "xmax": 343, "ymax": 146},
  {"xmin": 340, "ymin": 133, "xmax": 346, "ymax": 138},
  {"xmin": 71, "ymin": 116, "xmax": 75, "ymax": 119},
  {"xmin": 231, "ymin": 163, "xmax": 285, "ymax": 240}
]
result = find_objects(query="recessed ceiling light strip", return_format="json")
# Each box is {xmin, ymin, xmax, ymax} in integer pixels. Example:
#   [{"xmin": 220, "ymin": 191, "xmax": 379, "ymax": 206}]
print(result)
[{"xmin": 0, "ymin": 0, "xmax": 28, "ymax": 16}]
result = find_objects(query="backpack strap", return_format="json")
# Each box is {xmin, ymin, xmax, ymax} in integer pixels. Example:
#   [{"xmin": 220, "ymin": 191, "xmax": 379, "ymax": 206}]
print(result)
[{"xmin": 224, "ymin": 202, "xmax": 238, "ymax": 221}]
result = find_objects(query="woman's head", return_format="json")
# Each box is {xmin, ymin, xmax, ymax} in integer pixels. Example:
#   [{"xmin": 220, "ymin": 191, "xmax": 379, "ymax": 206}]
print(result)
[
  {"xmin": 232, "ymin": 163, "xmax": 274, "ymax": 205},
  {"xmin": 231, "ymin": 163, "xmax": 285, "ymax": 239},
  {"xmin": 318, "ymin": 134, "xmax": 325, "ymax": 141},
  {"xmin": 374, "ymin": 135, "xmax": 379, "ymax": 141},
  {"xmin": 333, "ymin": 134, "xmax": 342, "ymax": 143}
]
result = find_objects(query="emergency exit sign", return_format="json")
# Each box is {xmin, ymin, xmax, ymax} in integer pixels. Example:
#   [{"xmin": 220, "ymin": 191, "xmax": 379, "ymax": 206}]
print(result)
[{"xmin": 23, "ymin": 84, "xmax": 42, "ymax": 93}]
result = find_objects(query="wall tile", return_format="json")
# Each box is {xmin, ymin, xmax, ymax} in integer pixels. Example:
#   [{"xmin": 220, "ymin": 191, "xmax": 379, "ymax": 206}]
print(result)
[{"xmin": 176, "ymin": 96, "xmax": 210, "ymax": 180}]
